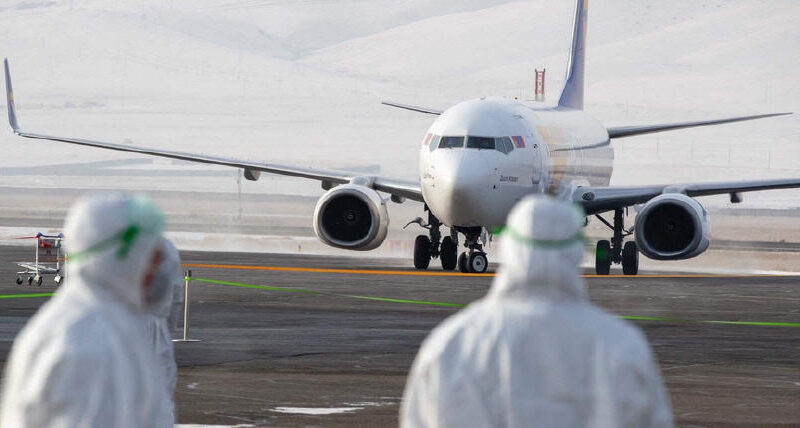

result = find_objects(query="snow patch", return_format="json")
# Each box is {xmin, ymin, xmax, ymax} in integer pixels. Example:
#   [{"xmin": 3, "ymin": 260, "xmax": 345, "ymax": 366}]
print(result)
[{"xmin": 270, "ymin": 406, "xmax": 362, "ymax": 415}]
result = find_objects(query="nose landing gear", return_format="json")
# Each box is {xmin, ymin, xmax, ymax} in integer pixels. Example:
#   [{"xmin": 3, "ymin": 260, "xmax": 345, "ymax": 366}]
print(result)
[
  {"xmin": 457, "ymin": 227, "xmax": 488, "ymax": 274},
  {"xmin": 594, "ymin": 208, "xmax": 639, "ymax": 275}
]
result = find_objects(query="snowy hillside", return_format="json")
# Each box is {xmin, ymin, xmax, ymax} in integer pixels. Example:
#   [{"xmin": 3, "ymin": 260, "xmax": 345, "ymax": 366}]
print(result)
[{"xmin": 0, "ymin": 0, "xmax": 798, "ymax": 208}]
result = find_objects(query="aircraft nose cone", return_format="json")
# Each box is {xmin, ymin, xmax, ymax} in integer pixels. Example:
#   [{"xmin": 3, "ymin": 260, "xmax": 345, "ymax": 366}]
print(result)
[{"xmin": 425, "ymin": 150, "xmax": 492, "ymax": 227}]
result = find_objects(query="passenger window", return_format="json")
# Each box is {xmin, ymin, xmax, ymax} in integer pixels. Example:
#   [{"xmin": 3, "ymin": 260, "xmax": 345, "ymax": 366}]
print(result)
[
  {"xmin": 467, "ymin": 136, "xmax": 495, "ymax": 150},
  {"xmin": 496, "ymin": 137, "xmax": 514, "ymax": 154},
  {"xmin": 438, "ymin": 136, "xmax": 465, "ymax": 149},
  {"xmin": 429, "ymin": 135, "xmax": 441, "ymax": 151}
]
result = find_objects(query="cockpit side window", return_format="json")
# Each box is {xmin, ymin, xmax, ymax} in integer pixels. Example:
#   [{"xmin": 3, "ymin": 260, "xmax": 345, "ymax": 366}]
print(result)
[
  {"xmin": 496, "ymin": 137, "xmax": 514, "ymax": 154},
  {"xmin": 429, "ymin": 135, "xmax": 441, "ymax": 152},
  {"xmin": 467, "ymin": 136, "xmax": 495, "ymax": 150},
  {"xmin": 438, "ymin": 136, "xmax": 465, "ymax": 149}
]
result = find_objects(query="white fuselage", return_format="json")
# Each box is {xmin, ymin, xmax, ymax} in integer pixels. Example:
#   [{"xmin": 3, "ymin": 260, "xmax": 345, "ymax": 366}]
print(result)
[{"xmin": 419, "ymin": 97, "xmax": 613, "ymax": 228}]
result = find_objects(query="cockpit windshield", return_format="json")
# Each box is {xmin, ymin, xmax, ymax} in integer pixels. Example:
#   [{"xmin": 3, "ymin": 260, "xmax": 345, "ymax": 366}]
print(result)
[
  {"xmin": 438, "ymin": 136, "xmax": 465, "ymax": 149},
  {"xmin": 429, "ymin": 135, "xmax": 517, "ymax": 154},
  {"xmin": 466, "ymin": 136, "xmax": 495, "ymax": 150}
]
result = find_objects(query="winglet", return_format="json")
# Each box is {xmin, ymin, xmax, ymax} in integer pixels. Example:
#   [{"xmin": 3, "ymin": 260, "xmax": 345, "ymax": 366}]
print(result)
[
  {"xmin": 557, "ymin": 0, "xmax": 588, "ymax": 110},
  {"xmin": 4, "ymin": 58, "xmax": 19, "ymax": 133}
]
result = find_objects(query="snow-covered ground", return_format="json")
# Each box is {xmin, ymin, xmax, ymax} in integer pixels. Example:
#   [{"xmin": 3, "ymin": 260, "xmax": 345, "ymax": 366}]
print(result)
[{"xmin": 0, "ymin": 0, "xmax": 798, "ymax": 207}]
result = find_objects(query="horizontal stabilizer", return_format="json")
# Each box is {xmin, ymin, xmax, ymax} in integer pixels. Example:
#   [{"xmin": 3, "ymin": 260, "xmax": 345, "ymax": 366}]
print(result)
[
  {"xmin": 381, "ymin": 100, "xmax": 442, "ymax": 116},
  {"xmin": 607, "ymin": 112, "xmax": 792, "ymax": 139}
]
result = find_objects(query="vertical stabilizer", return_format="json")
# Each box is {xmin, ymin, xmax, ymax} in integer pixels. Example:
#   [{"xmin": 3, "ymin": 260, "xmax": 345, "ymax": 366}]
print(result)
[{"xmin": 557, "ymin": 0, "xmax": 588, "ymax": 110}]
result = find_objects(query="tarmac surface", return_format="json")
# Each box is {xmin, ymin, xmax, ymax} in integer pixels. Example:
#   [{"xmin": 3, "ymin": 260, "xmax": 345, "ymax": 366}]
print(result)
[{"xmin": 0, "ymin": 246, "xmax": 799, "ymax": 427}]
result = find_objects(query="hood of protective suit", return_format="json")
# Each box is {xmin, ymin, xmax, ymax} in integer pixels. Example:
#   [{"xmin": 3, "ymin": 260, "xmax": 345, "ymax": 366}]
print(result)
[
  {"xmin": 146, "ymin": 238, "xmax": 182, "ymax": 318},
  {"xmin": 490, "ymin": 195, "xmax": 587, "ymax": 302},
  {"xmin": 63, "ymin": 194, "xmax": 164, "ymax": 312}
]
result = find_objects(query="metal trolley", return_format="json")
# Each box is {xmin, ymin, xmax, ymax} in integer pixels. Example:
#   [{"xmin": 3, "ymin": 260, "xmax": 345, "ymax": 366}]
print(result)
[{"xmin": 15, "ymin": 233, "xmax": 65, "ymax": 286}]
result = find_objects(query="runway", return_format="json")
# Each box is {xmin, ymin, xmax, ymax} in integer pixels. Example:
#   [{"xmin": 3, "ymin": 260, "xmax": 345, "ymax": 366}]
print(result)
[{"xmin": 0, "ymin": 246, "xmax": 799, "ymax": 426}]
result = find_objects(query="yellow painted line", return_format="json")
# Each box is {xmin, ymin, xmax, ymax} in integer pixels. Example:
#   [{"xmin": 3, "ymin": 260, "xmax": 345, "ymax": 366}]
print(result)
[
  {"xmin": 183, "ymin": 263, "xmax": 493, "ymax": 277},
  {"xmin": 583, "ymin": 274, "xmax": 795, "ymax": 278},
  {"xmin": 183, "ymin": 263, "xmax": 797, "ymax": 279}
]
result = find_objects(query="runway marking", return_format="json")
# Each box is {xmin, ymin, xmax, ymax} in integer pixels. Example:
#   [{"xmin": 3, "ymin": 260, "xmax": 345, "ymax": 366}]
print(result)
[
  {"xmin": 183, "ymin": 263, "xmax": 796, "ymax": 279},
  {"xmin": 189, "ymin": 277, "xmax": 800, "ymax": 328},
  {"xmin": 619, "ymin": 315, "xmax": 800, "ymax": 328},
  {"xmin": 191, "ymin": 278, "xmax": 466, "ymax": 308},
  {"xmin": 0, "ymin": 292, "xmax": 54, "ymax": 299},
  {"xmin": 183, "ymin": 263, "xmax": 493, "ymax": 277}
]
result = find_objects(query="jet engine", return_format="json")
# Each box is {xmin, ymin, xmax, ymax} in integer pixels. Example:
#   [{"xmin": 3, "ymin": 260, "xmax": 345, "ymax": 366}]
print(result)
[
  {"xmin": 313, "ymin": 184, "xmax": 389, "ymax": 251},
  {"xmin": 634, "ymin": 194, "xmax": 710, "ymax": 260}
]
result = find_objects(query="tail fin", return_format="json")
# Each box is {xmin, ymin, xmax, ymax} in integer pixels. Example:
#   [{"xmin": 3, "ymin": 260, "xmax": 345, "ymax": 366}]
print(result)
[
  {"xmin": 557, "ymin": 0, "xmax": 588, "ymax": 110},
  {"xmin": 4, "ymin": 58, "xmax": 19, "ymax": 132}
]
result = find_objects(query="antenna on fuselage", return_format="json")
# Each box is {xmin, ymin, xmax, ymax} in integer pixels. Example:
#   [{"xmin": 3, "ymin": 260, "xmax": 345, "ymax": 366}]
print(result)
[{"xmin": 557, "ymin": 0, "xmax": 587, "ymax": 110}]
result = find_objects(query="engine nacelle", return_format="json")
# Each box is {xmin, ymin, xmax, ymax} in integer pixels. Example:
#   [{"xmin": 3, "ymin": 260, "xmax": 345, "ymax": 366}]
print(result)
[
  {"xmin": 634, "ymin": 194, "xmax": 710, "ymax": 260},
  {"xmin": 313, "ymin": 184, "xmax": 389, "ymax": 251}
]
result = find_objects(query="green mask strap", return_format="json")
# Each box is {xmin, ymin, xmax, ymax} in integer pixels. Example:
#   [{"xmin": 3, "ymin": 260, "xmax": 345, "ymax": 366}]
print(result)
[
  {"xmin": 491, "ymin": 203, "xmax": 588, "ymax": 248},
  {"xmin": 493, "ymin": 225, "xmax": 587, "ymax": 248}
]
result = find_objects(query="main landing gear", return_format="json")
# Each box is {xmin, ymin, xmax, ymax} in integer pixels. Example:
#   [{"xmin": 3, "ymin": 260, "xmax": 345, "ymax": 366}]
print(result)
[
  {"xmin": 407, "ymin": 213, "xmax": 488, "ymax": 273},
  {"xmin": 594, "ymin": 208, "xmax": 639, "ymax": 275}
]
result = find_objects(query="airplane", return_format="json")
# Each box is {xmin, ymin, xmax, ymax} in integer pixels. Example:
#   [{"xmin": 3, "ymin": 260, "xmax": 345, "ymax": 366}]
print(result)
[{"xmin": 3, "ymin": 0, "xmax": 796, "ymax": 275}]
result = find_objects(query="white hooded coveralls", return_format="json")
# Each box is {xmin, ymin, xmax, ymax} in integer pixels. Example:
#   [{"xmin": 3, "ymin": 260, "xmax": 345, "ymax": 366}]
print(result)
[
  {"xmin": 144, "ymin": 238, "xmax": 183, "ymax": 398},
  {"xmin": 0, "ymin": 194, "xmax": 174, "ymax": 428},
  {"xmin": 401, "ymin": 195, "xmax": 673, "ymax": 428}
]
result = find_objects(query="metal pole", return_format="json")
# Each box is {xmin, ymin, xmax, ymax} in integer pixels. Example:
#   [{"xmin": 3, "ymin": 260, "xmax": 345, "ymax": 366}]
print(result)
[
  {"xmin": 174, "ymin": 269, "xmax": 200, "ymax": 343},
  {"xmin": 182, "ymin": 269, "xmax": 190, "ymax": 340}
]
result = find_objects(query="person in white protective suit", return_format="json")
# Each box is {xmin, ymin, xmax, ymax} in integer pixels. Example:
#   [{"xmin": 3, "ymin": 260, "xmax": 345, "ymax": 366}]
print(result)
[
  {"xmin": 400, "ymin": 195, "xmax": 673, "ymax": 428},
  {"xmin": 0, "ymin": 194, "xmax": 174, "ymax": 428},
  {"xmin": 144, "ymin": 237, "xmax": 183, "ymax": 400}
]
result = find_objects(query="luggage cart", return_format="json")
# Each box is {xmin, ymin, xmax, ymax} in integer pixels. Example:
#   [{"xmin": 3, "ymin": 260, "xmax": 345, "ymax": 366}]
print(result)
[{"xmin": 15, "ymin": 233, "xmax": 65, "ymax": 286}]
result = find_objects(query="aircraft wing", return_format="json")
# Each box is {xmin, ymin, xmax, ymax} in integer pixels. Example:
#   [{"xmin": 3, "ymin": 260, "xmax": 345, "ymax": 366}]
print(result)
[
  {"xmin": 4, "ymin": 59, "xmax": 423, "ymax": 203},
  {"xmin": 574, "ymin": 178, "xmax": 800, "ymax": 215},
  {"xmin": 381, "ymin": 100, "xmax": 443, "ymax": 116},
  {"xmin": 606, "ymin": 112, "xmax": 792, "ymax": 139}
]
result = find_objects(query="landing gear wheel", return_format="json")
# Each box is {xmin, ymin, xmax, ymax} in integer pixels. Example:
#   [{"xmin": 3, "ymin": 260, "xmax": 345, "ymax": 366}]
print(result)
[
  {"xmin": 54, "ymin": 275, "xmax": 64, "ymax": 286},
  {"xmin": 468, "ymin": 252, "xmax": 488, "ymax": 274},
  {"xmin": 622, "ymin": 241, "xmax": 639, "ymax": 275},
  {"xmin": 458, "ymin": 252, "xmax": 469, "ymax": 273},
  {"xmin": 15, "ymin": 276, "xmax": 23, "ymax": 285},
  {"xmin": 414, "ymin": 235, "xmax": 431, "ymax": 269},
  {"xmin": 27, "ymin": 275, "xmax": 34, "ymax": 286},
  {"xmin": 34, "ymin": 275, "xmax": 43, "ymax": 287},
  {"xmin": 595, "ymin": 240, "xmax": 611, "ymax": 275},
  {"xmin": 440, "ymin": 236, "xmax": 457, "ymax": 271}
]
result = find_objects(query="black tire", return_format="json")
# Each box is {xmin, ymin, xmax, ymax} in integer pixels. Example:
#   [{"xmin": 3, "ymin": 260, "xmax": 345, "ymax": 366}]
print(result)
[
  {"xmin": 440, "ymin": 237, "xmax": 458, "ymax": 270},
  {"xmin": 468, "ymin": 252, "xmax": 488, "ymax": 274},
  {"xmin": 15, "ymin": 276, "xmax": 23, "ymax": 285},
  {"xmin": 35, "ymin": 275, "xmax": 43, "ymax": 287},
  {"xmin": 27, "ymin": 275, "xmax": 33, "ymax": 286},
  {"xmin": 595, "ymin": 240, "xmax": 611, "ymax": 275},
  {"xmin": 458, "ymin": 252, "xmax": 469, "ymax": 273},
  {"xmin": 622, "ymin": 241, "xmax": 639, "ymax": 275},
  {"xmin": 413, "ymin": 235, "xmax": 431, "ymax": 269}
]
